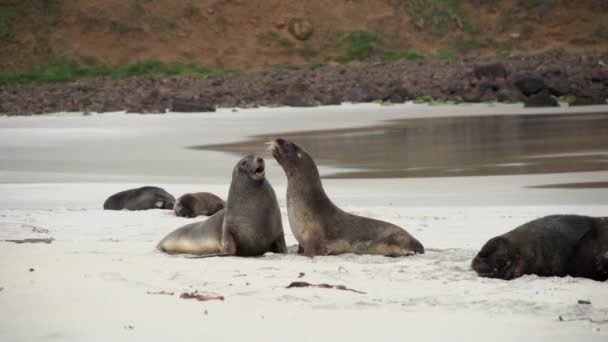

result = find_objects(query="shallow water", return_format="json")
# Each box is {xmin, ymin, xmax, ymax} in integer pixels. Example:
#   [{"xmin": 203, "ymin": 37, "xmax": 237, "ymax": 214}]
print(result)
[{"xmin": 194, "ymin": 113, "xmax": 608, "ymax": 180}]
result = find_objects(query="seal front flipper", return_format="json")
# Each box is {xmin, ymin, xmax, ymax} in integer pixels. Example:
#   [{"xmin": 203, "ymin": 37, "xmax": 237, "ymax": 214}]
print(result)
[
  {"xmin": 269, "ymin": 235, "xmax": 288, "ymax": 254},
  {"xmin": 221, "ymin": 230, "xmax": 237, "ymax": 255}
]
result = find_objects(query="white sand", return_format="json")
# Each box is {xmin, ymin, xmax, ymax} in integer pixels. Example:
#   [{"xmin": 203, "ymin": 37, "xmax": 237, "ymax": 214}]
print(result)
[{"xmin": 1, "ymin": 103, "xmax": 607, "ymax": 341}]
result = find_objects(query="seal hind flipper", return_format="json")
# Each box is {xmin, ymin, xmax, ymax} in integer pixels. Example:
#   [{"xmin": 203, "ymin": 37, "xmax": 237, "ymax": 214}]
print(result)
[{"xmin": 269, "ymin": 235, "xmax": 288, "ymax": 254}]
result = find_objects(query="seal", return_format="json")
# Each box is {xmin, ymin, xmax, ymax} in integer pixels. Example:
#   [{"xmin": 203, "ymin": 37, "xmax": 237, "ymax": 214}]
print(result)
[
  {"xmin": 268, "ymin": 138, "xmax": 424, "ymax": 257},
  {"xmin": 157, "ymin": 155, "xmax": 287, "ymax": 256},
  {"xmin": 220, "ymin": 154, "xmax": 287, "ymax": 256},
  {"xmin": 173, "ymin": 192, "xmax": 226, "ymax": 218},
  {"xmin": 570, "ymin": 216, "xmax": 608, "ymax": 281},
  {"xmin": 471, "ymin": 215, "xmax": 608, "ymax": 281},
  {"xmin": 103, "ymin": 186, "xmax": 175, "ymax": 210},
  {"xmin": 157, "ymin": 209, "xmax": 225, "ymax": 255}
]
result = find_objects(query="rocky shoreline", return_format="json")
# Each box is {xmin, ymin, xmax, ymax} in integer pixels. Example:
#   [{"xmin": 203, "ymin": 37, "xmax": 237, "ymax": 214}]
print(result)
[{"xmin": 1, "ymin": 52, "xmax": 607, "ymax": 115}]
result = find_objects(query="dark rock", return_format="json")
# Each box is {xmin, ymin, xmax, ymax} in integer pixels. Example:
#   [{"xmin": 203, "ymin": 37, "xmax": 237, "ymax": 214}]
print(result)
[
  {"xmin": 279, "ymin": 82, "xmax": 316, "ymax": 107},
  {"xmin": 171, "ymin": 97, "xmax": 216, "ymax": 112},
  {"xmin": 546, "ymin": 77, "xmax": 570, "ymax": 96},
  {"xmin": 592, "ymin": 0, "xmax": 608, "ymax": 11},
  {"xmin": 515, "ymin": 77, "xmax": 546, "ymax": 96},
  {"xmin": 473, "ymin": 62, "xmax": 508, "ymax": 80},
  {"xmin": 524, "ymin": 92, "xmax": 558, "ymax": 107}
]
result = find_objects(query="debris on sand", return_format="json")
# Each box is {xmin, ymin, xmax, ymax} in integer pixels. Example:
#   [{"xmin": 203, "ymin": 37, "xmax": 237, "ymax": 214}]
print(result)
[
  {"xmin": 147, "ymin": 291, "xmax": 174, "ymax": 296},
  {"xmin": 577, "ymin": 299, "xmax": 591, "ymax": 305},
  {"xmin": 298, "ymin": 272, "xmax": 305, "ymax": 278},
  {"xmin": 4, "ymin": 238, "xmax": 54, "ymax": 244},
  {"xmin": 286, "ymin": 281, "xmax": 366, "ymax": 294},
  {"xmin": 180, "ymin": 292, "xmax": 225, "ymax": 302}
]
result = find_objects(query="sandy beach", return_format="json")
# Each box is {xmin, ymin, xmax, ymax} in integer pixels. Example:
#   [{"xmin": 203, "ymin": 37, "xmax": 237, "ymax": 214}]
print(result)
[{"xmin": 1, "ymin": 103, "xmax": 607, "ymax": 341}]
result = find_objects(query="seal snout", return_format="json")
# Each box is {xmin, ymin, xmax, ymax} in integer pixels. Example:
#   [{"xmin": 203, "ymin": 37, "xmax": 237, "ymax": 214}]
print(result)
[
  {"xmin": 252, "ymin": 156, "xmax": 265, "ymax": 177},
  {"xmin": 471, "ymin": 256, "xmax": 495, "ymax": 277}
]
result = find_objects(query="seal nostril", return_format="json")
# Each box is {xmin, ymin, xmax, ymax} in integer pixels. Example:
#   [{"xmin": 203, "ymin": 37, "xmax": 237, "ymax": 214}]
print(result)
[{"xmin": 256, "ymin": 157, "xmax": 263, "ymax": 164}]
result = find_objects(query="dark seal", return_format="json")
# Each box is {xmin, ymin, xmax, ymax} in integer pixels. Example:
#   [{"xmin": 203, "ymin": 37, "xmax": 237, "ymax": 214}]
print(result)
[
  {"xmin": 174, "ymin": 192, "xmax": 226, "ymax": 218},
  {"xmin": 471, "ymin": 215, "xmax": 608, "ymax": 281},
  {"xmin": 103, "ymin": 186, "xmax": 175, "ymax": 210},
  {"xmin": 269, "ymin": 138, "xmax": 424, "ymax": 257}
]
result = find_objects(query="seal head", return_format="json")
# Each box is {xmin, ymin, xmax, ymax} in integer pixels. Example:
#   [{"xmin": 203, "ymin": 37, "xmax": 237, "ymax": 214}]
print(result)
[{"xmin": 471, "ymin": 237, "xmax": 521, "ymax": 279}]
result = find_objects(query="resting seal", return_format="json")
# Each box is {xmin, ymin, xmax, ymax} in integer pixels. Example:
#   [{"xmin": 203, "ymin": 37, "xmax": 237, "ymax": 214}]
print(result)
[
  {"xmin": 157, "ymin": 155, "xmax": 287, "ymax": 256},
  {"xmin": 268, "ymin": 138, "xmax": 424, "ymax": 257},
  {"xmin": 103, "ymin": 186, "xmax": 175, "ymax": 210},
  {"xmin": 471, "ymin": 215, "xmax": 608, "ymax": 281},
  {"xmin": 174, "ymin": 192, "xmax": 226, "ymax": 217},
  {"xmin": 157, "ymin": 209, "xmax": 225, "ymax": 255},
  {"xmin": 571, "ymin": 216, "xmax": 608, "ymax": 281}
]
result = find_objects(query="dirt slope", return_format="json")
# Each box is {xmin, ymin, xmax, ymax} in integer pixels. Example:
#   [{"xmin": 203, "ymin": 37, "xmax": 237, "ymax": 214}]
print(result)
[{"xmin": 1, "ymin": 0, "xmax": 608, "ymax": 72}]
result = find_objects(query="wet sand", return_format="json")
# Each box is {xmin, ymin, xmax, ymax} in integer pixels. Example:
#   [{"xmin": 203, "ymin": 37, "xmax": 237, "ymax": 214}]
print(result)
[{"xmin": 195, "ymin": 113, "xmax": 608, "ymax": 180}]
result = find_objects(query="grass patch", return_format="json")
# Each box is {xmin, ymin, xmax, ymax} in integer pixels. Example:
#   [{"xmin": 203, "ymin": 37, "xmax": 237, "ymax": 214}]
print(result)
[
  {"xmin": 0, "ymin": 0, "xmax": 25, "ymax": 41},
  {"xmin": 335, "ymin": 30, "xmax": 384, "ymax": 63},
  {"xmin": 414, "ymin": 96, "xmax": 464, "ymax": 105},
  {"xmin": 398, "ymin": 0, "xmax": 465, "ymax": 36},
  {"xmin": 496, "ymin": 12, "xmax": 514, "ymax": 33},
  {"xmin": 557, "ymin": 95, "xmax": 576, "ymax": 105},
  {"xmin": 517, "ymin": 0, "xmax": 543, "ymax": 9},
  {"xmin": 496, "ymin": 49, "xmax": 512, "ymax": 58},
  {"xmin": 382, "ymin": 51, "xmax": 427, "ymax": 62},
  {"xmin": 257, "ymin": 31, "xmax": 293, "ymax": 49},
  {"xmin": 298, "ymin": 43, "xmax": 318, "ymax": 61},
  {"xmin": 451, "ymin": 37, "xmax": 490, "ymax": 54},
  {"xmin": 0, "ymin": 60, "xmax": 236, "ymax": 85},
  {"xmin": 436, "ymin": 51, "xmax": 455, "ymax": 60},
  {"xmin": 272, "ymin": 64, "xmax": 302, "ymax": 71},
  {"xmin": 593, "ymin": 25, "xmax": 608, "ymax": 40}
]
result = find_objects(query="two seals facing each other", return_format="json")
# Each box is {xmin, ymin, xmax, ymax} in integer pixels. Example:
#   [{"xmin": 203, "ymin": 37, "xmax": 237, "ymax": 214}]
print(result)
[
  {"xmin": 268, "ymin": 138, "xmax": 424, "ymax": 257},
  {"xmin": 104, "ymin": 186, "xmax": 175, "ymax": 211},
  {"xmin": 158, "ymin": 155, "xmax": 287, "ymax": 256},
  {"xmin": 472, "ymin": 215, "xmax": 608, "ymax": 281},
  {"xmin": 174, "ymin": 192, "xmax": 226, "ymax": 218}
]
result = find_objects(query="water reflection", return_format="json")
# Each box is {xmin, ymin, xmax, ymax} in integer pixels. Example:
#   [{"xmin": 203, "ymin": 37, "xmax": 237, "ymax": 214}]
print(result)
[{"xmin": 192, "ymin": 113, "xmax": 608, "ymax": 179}]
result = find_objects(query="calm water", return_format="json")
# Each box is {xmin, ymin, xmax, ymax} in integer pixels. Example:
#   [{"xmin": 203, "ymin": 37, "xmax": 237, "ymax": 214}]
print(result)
[{"xmin": 193, "ymin": 113, "xmax": 608, "ymax": 181}]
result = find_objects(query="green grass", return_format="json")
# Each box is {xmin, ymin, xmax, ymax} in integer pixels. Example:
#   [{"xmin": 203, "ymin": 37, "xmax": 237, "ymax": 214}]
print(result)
[
  {"xmin": 298, "ymin": 42, "xmax": 318, "ymax": 61},
  {"xmin": 257, "ymin": 31, "xmax": 293, "ymax": 49},
  {"xmin": 401, "ymin": 0, "xmax": 465, "ymax": 36},
  {"xmin": 414, "ymin": 95, "xmax": 464, "ymax": 105},
  {"xmin": 435, "ymin": 51, "xmax": 455, "ymax": 60},
  {"xmin": 0, "ymin": 60, "xmax": 236, "ymax": 85},
  {"xmin": 557, "ymin": 95, "xmax": 576, "ymax": 105},
  {"xmin": 0, "ymin": 0, "xmax": 24, "ymax": 40},
  {"xmin": 517, "ymin": 0, "xmax": 543, "ymax": 9},
  {"xmin": 272, "ymin": 64, "xmax": 302, "ymax": 71},
  {"xmin": 335, "ymin": 30, "xmax": 384, "ymax": 63},
  {"xmin": 451, "ymin": 37, "xmax": 490, "ymax": 54}
]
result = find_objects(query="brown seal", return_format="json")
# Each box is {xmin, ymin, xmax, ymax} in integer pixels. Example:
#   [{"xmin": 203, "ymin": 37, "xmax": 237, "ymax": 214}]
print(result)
[
  {"xmin": 471, "ymin": 215, "xmax": 608, "ymax": 281},
  {"xmin": 103, "ymin": 186, "xmax": 175, "ymax": 210},
  {"xmin": 268, "ymin": 138, "xmax": 424, "ymax": 257},
  {"xmin": 157, "ymin": 209, "xmax": 225, "ymax": 255},
  {"xmin": 174, "ymin": 192, "xmax": 226, "ymax": 218},
  {"xmin": 157, "ymin": 155, "xmax": 287, "ymax": 256}
]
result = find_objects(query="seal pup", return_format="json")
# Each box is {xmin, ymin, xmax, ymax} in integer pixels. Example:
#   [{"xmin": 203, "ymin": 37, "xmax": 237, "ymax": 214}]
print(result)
[
  {"xmin": 157, "ymin": 209, "xmax": 225, "ymax": 255},
  {"xmin": 471, "ymin": 215, "xmax": 607, "ymax": 280},
  {"xmin": 174, "ymin": 192, "xmax": 226, "ymax": 218},
  {"xmin": 103, "ymin": 186, "xmax": 175, "ymax": 210},
  {"xmin": 268, "ymin": 138, "xmax": 424, "ymax": 257}
]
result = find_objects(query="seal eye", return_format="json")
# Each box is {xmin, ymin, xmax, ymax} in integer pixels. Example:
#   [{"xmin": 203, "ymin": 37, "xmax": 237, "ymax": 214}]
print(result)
[{"xmin": 240, "ymin": 160, "xmax": 247, "ymax": 168}]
